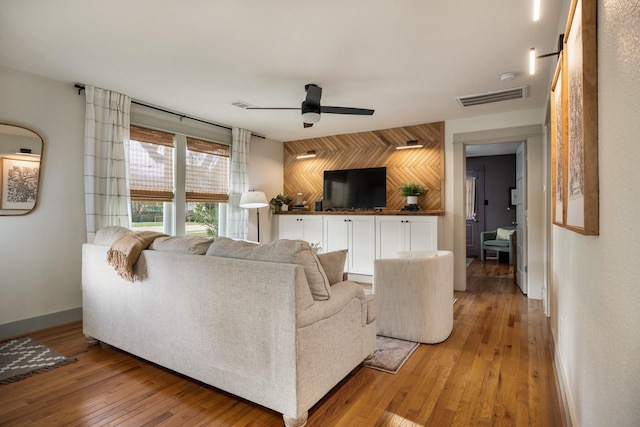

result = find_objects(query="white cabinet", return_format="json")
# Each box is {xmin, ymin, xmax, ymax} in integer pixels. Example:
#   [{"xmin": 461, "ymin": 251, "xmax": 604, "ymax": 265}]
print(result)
[
  {"xmin": 375, "ymin": 215, "xmax": 438, "ymax": 259},
  {"xmin": 277, "ymin": 215, "xmax": 323, "ymax": 246},
  {"xmin": 275, "ymin": 213, "xmax": 439, "ymax": 278},
  {"xmin": 323, "ymin": 215, "xmax": 375, "ymax": 275}
]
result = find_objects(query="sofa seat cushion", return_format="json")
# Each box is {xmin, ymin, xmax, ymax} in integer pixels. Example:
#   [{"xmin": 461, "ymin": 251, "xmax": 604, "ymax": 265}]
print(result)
[
  {"xmin": 483, "ymin": 239, "xmax": 510, "ymax": 247},
  {"xmin": 149, "ymin": 236, "xmax": 214, "ymax": 255},
  {"xmin": 206, "ymin": 237, "xmax": 331, "ymax": 300}
]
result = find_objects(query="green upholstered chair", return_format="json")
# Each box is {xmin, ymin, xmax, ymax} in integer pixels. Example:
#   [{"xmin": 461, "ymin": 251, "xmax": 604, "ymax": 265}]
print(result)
[{"xmin": 480, "ymin": 226, "xmax": 516, "ymax": 265}]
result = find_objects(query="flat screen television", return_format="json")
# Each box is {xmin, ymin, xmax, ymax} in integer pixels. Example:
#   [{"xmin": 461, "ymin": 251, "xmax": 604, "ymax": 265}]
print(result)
[{"xmin": 323, "ymin": 167, "xmax": 386, "ymax": 210}]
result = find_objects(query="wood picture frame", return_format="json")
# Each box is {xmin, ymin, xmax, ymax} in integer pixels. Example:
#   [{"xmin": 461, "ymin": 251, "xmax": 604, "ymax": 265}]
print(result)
[
  {"xmin": 550, "ymin": 51, "xmax": 566, "ymax": 227},
  {"xmin": 1, "ymin": 157, "xmax": 40, "ymax": 210},
  {"xmin": 563, "ymin": 0, "xmax": 598, "ymax": 235}
]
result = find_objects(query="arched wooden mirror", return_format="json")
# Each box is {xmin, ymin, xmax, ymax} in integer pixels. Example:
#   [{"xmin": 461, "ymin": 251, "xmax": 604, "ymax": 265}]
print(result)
[{"xmin": 0, "ymin": 124, "xmax": 43, "ymax": 215}]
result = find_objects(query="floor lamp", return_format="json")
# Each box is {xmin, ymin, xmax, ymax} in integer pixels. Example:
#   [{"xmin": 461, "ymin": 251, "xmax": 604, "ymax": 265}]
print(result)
[{"xmin": 239, "ymin": 191, "xmax": 268, "ymax": 242}]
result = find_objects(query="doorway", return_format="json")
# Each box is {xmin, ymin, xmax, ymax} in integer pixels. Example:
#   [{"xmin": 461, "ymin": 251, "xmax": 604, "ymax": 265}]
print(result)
[
  {"xmin": 453, "ymin": 124, "xmax": 545, "ymax": 304},
  {"xmin": 465, "ymin": 151, "xmax": 519, "ymax": 262}
]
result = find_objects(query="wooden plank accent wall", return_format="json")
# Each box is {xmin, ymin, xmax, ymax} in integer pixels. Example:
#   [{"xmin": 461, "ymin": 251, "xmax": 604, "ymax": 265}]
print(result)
[{"xmin": 283, "ymin": 121, "xmax": 445, "ymax": 212}]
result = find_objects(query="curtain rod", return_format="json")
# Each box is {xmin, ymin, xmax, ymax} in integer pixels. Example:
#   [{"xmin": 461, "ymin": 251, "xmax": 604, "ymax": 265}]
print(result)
[{"xmin": 74, "ymin": 84, "xmax": 265, "ymax": 139}]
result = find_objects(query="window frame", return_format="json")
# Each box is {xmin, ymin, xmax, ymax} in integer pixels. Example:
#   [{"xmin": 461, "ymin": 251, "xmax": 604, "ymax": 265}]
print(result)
[{"xmin": 128, "ymin": 105, "xmax": 232, "ymax": 236}]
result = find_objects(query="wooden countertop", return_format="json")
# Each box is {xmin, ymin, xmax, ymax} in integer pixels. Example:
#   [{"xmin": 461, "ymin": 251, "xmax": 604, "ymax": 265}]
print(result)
[{"xmin": 275, "ymin": 209, "xmax": 444, "ymax": 216}]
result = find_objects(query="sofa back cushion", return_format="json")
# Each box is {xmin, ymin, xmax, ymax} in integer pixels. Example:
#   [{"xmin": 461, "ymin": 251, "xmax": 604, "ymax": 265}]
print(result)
[
  {"xmin": 206, "ymin": 237, "xmax": 331, "ymax": 300},
  {"xmin": 149, "ymin": 236, "xmax": 214, "ymax": 255},
  {"xmin": 93, "ymin": 226, "xmax": 131, "ymax": 246}
]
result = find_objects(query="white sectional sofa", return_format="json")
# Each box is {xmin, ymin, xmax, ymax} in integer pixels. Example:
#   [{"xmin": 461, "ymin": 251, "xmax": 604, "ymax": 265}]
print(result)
[{"xmin": 82, "ymin": 230, "xmax": 377, "ymax": 427}]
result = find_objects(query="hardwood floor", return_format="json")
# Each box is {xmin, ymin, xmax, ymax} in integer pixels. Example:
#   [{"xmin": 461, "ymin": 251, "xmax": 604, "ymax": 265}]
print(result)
[{"xmin": 0, "ymin": 260, "xmax": 565, "ymax": 426}]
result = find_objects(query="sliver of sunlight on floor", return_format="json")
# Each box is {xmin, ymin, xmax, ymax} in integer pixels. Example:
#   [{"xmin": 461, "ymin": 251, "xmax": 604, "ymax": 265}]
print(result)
[{"xmin": 383, "ymin": 412, "xmax": 424, "ymax": 426}]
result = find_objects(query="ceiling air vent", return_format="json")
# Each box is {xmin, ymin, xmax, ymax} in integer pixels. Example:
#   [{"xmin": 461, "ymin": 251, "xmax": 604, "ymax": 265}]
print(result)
[{"xmin": 456, "ymin": 86, "xmax": 528, "ymax": 107}]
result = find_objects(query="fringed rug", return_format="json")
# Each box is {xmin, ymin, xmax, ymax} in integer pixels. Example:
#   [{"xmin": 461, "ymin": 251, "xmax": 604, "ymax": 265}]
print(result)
[
  {"xmin": 0, "ymin": 337, "xmax": 77, "ymax": 384},
  {"xmin": 363, "ymin": 336, "xmax": 419, "ymax": 374}
]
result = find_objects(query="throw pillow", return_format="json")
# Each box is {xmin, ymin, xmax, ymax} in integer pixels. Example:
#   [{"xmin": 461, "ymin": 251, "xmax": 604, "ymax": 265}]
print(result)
[
  {"xmin": 317, "ymin": 250, "xmax": 348, "ymax": 285},
  {"xmin": 207, "ymin": 237, "xmax": 331, "ymax": 300},
  {"xmin": 496, "ymin": 227, "xmax": 515, "ymax": 240},
  {"xmin": 149, "ymin": 236, "xmax": 214, "ymax": 255},
  {"xmin": 93, "ymin": 226, "xmax": 131, "ymax": 246}
]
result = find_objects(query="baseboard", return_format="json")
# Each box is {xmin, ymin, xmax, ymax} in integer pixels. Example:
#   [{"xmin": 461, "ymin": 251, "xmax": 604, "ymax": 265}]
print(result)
[
  {"xmin": 346, "ymin": 273, "xmax": 372, "ymax": 284},
  {"xmin": 551, "ymin": 330, "xmax": 576, "ymax": 427},
  {"xmin": 0, "ymin": 307, "xmax": 82, "ymax": 340}
]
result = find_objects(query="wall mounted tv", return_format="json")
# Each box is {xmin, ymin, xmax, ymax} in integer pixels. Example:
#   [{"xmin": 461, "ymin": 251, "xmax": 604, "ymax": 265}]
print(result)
[{"xmin": 323, "ymin": 167, "xmax": 386, "ymax": 210}]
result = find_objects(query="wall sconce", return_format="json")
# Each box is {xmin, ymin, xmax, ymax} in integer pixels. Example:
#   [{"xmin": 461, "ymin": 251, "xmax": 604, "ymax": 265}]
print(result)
[
  {"xmin": 530, "ymin": 34, "xmax": 564, "ymax": 75},
  {"xmin": 395, "ymin": 140, "xmax": 424, "ymax": 150},
  {"xmin": 296, "ymin": 150, "xmax": 317, "ymax": 159}
]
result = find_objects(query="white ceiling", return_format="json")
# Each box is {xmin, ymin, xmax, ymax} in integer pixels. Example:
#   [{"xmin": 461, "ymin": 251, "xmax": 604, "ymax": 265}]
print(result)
[{"xmin": 0, "ymin": 0, "xmax": 564, "ymax": 142}]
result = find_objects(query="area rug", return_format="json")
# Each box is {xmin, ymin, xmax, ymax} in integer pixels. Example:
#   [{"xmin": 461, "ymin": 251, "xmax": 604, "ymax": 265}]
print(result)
[
  {"xmin": 363, "ymin": 336, "xmax": 419, "ymax": 374},
  {"xmin": 0, "ymin": 337, "xmax": 77, "ymax": 384},
  {"xmin": 466, "ymin": 258, "xmax": 473, "ymax": 267}
]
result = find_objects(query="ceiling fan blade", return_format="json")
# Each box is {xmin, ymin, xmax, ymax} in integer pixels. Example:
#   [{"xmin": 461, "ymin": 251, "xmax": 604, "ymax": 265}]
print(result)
[
  {"xmin": 305, "ymin": 84, "xmax": 322, "ymax": 105},
  {"xmin": 245, "ymin": 107, "xmax": 300, "ymax": 110},
  {"xmin": 320, "ymin": 106, "xmax": 375, "ymax": 115},
  {"xmin": 303, "ymin": 122, "xmax": 314, "ymax": 128}
]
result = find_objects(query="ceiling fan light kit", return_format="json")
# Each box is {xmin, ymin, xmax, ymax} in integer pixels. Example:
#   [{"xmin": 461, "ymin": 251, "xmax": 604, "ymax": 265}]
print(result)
[
  {"xmin": 301, "ymin": 110, "xmax": 320, "ymax": 124},
  {"xmin": 247, "ymin": 83, "xmax": 374, "ymax": 128}
]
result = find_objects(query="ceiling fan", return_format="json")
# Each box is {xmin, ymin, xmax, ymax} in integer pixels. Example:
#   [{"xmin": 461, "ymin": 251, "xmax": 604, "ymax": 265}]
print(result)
[{"xmin": 247, "ymin": 84, "xmax": 374, "ymax": 128}]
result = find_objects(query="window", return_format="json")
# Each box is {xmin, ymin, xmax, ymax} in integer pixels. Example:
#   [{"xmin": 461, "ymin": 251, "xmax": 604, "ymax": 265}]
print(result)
[
  {"xmin": 128, "ymin": 125, "xmax": 229, "ymax": 236},
  {"xmin": 185, "ymin": 137, "xmax": 229, "ymax": 203}
]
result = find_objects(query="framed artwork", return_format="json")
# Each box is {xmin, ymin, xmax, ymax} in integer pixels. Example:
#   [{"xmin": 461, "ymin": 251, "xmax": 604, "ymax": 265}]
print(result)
[
  {"xmin": 1, "ymin": 158, "xmax": 40, "ymax": 210},
  {"xmin": 550, "ymin": 51, "xmax": 566, "ymax": 227},
  {"xmin": 509, "ymin": 187, "xmax": 517, "ymax": 207},
  {"xmin": 564, "ymin": 0, "xmax": 598, "ymax": 235}
]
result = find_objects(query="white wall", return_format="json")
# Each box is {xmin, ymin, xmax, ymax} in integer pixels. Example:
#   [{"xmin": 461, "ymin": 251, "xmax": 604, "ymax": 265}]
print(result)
[
  {"xmin": 0, "ymin": 66, "xmax": 86, "ymax": 328},
  {"xmin": 0, "ymin": 66, "xmax": 284, "ymax": 336},
  {"xmin": 550, "ymin": 1, "xmax": 640, "ymax": 425},
  {"xmin": 246, "ymin": 135, "xmax": 283, "ymax": 243}
]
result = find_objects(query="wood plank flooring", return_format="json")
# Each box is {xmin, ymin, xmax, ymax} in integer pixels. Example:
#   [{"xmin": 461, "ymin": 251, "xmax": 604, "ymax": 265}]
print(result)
[{"xmin": 0, "ymin": 260, "xmax": 566, "ymax": 426}]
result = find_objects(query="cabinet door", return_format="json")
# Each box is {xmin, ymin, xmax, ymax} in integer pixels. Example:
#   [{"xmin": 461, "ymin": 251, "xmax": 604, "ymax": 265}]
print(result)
[
  {"xmin": 323, "ymin": 215, "xmax": 350, "ymax": 253},
  {"xmin": 278, "ymin": 215, "xmax": 303, "ymax": 240},
  {"xmin": 405, "ymin": 216, "xmax": 438, "ymax": 251},
  {"xmin": 348, "ymin": 216, "xmax": 375, "ymax": 275},
  {"xmin": 301, "ymin": 215, "xmax": 323, "ymax": 247},
  {"xmin": 375, "ymin": 216, "xmax": 405, "ymax": 259}
]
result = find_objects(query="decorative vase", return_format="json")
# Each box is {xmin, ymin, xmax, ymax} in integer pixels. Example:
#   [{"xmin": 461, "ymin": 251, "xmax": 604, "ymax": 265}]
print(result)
[
  {"xmin": 280, "ymin": 204, "xmax": 289, "ymax": 211},
  {"xmin": 407, "ymin": 195, "xmax": 418, "ymax": 205}
]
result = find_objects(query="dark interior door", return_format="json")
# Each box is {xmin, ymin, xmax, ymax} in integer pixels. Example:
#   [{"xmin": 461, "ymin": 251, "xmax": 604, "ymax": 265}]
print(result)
[{"xmin": 466, "ymin": 169, "xmax": 485, "ymax": 257}]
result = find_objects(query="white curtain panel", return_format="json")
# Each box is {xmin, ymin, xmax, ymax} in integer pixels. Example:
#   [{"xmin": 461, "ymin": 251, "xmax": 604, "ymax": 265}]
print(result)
[
  {"xmin": 465, "ymin": 176, "xmax": 477, "ymax": 220},
  {"xmin": 226, "ymin": 128, "xmax": 251, "ymax": 240},
  {"xmin": 84, "ymin": 86, "xmax": 132, "ymax": 241}
]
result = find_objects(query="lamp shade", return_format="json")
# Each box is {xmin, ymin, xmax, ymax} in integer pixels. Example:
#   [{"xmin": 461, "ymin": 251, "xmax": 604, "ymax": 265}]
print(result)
[{"xmin": 239, "ymin": 191, "xmax": 268, "ymax": 208}]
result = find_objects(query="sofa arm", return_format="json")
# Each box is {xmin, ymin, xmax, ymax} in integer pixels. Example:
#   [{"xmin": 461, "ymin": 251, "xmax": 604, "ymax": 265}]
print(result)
[{"xmin": 298, "ymin": 281, "xmax": 374, "ymax": 328}]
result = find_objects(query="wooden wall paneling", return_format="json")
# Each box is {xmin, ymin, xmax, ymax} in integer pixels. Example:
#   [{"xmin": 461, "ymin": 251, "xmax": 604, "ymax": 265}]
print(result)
[{"xmin": 283, "ymin": 122, "xmax": 445, "ymax": 212}]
